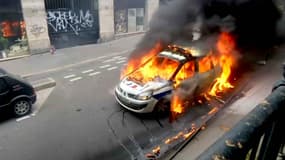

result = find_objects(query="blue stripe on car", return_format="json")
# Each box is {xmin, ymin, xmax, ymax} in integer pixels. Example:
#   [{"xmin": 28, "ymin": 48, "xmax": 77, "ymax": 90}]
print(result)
[{"xmin": 153, "ymin": 90, "xmax": 172, "ymax": 99}]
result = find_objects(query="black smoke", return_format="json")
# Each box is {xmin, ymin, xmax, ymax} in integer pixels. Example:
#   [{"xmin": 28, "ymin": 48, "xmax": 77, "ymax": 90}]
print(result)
[{"xmin": 132, "ymin": 0, "xmax": 283, "ymax": 57}]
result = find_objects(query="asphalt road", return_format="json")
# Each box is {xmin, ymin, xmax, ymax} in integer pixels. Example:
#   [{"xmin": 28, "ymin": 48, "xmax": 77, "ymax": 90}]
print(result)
[{"xmin": 0, "ymin": 44, "xmax": 284, "ymax": 160}]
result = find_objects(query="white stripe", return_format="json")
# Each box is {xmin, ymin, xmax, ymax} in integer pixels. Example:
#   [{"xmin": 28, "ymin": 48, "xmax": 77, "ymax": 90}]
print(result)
[
  {"xmin": 16, "ymin": 115, "xmax": 31, "ymax": 122},
  {"xmin": 113, "ymin": 56, "xmax": 122, "ymax": 59},
  {"xmin": 69, "ymin": 77, "xmax": 82, "ymax": 82},
  {"xmin": 116, "ymin": 60, "xmax": 126, "ymax": 64},
  {"xmin": 102, "ymin": 59, "xmax": 116, "ymax": 63},
  {"xmin": 100, "ymin": 64, "xmax": 111, "ymax": 68},
  {"xmin": 107, "ymin": 66, "xmax": 118, "ymax": 71},
  {"xmin": 117, "ymin": 57, "xmax": 127, "ymax": 60},
  {"xmin": 82, "ymin": 69, "xmax": 94, "ymax": 74},
  {"xmin": 88, "ymin": 72, "xmax": 101, "ymax": 76},
  {"xmin": 64, "ymin": 74, "xmax": 76, "ymax": 79}
]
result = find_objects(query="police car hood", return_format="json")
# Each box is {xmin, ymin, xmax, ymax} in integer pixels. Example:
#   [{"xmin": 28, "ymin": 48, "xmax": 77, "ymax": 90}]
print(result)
[{"xmin": 119, "ymin": 77, "xmax": 170, "ymax": 95}]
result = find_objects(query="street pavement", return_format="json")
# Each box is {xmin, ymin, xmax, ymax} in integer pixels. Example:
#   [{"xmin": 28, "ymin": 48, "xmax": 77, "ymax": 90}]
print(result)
[
  {"xmin": 0, "ymin": 34, "xmax": 143, "ymax": 76},
  {"xmin": 0, "ymin": 34, "xmax": 284, "ymax": 160}
]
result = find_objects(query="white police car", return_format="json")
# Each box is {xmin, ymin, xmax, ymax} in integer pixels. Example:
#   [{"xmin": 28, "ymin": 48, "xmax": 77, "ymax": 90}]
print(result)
[{"xmin": 115, "ymin": 45, "xmax": 221, "ymax": 113}]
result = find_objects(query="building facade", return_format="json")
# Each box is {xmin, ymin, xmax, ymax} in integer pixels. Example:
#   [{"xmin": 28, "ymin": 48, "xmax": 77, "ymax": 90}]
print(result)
[
  {"xmin": 0, "ymin": 0, "xmax": 159, "ymax": 60},
  {"xmin": 0, "ymin": 0, "xmax": 29, "ymax": 59}
]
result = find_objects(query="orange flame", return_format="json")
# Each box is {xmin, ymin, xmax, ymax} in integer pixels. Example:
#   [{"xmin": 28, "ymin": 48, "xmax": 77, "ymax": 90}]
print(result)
[
  {"xmin": 169, "ymin": 32, "xmax": 236, "ymax": 119},
  {"xmin": 122, "ymin": 32, "xmax": 236, "ymax": 121},
  {"xmin": 183, "ymin": 129, "xmax": 196, "ymax": 139},
  {"xmin": 171, "ymin": 94, "xmax": 183, "ymax": 114},
  {"xmin": 164, "ymin": 128, "xmax": 196, "ymax": 145},
  {"xmin": 1, "ymin": 21, "xmax": 26, "ymax": 38},
  {"xmin": 173, "ymin": 60, "xmax": 195, "ymax": 87},
  {"xmin": 120, "ymin": 42, "xmax": 163, "ymax": 79},
  {"xmin": 152, "ymin": 146, "xmax": 160, "ymax": 155},
  {"xmin": 209, "ymin": 32, "xmax": 235, "ymax": 96}
]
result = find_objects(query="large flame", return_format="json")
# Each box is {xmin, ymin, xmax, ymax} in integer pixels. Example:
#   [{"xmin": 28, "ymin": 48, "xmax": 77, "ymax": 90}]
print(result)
[
  {"xmin": 126, "ymin": 53, "xmax": 181, "ymax": 84},
  {"xmin": 208, "ymin": 32, "xmax": 235, "ymax": 96},
  {"xmin": 121, "ymin": 32, "xmax": 236, "ymax": 120},
  {"xmin": 120, "ymin": 43, "xmax": 163, "ymax": 79},
  {"xmin": 171, "ymin": 32, "xmax": 236, "ymax": 118}
]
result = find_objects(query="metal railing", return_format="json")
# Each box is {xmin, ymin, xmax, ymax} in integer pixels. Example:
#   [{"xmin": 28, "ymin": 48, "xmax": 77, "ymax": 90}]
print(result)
[{"xmin": 197, "ymin": 64, "xmax": 285, "ymax": 160}]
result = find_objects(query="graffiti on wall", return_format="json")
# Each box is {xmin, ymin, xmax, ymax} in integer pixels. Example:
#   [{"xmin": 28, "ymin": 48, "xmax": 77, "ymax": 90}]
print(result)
[
  {"xmin": 30, "ymin": 24, "xmax": 46, "ymax": 36},
  {"xmin": 47, "ymin": 10, "xmax": 94, "ymax": 35}
]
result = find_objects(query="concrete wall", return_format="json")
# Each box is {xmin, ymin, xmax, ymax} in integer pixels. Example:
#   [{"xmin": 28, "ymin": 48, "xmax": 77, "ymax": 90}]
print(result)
[
  {"xmin": 145, "ymin": 0, "xmax": 159, "ymax": 29},
  {"xmin": 21, "ymin": 0, "xmax": 50, "ymax": 54},
  {"xmin": 98, "ymin": 0, "xmax": 115, "ymax": 42}
]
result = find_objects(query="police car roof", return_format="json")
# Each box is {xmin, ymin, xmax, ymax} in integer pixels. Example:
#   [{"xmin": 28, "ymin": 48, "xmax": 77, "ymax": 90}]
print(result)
[{"xmin": 173, "ymin": 35, "xmax": 217, "ymax": 57}]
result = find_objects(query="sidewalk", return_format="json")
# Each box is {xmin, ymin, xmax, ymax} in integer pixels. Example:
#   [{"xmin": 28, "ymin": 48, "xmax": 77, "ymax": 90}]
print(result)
[{"xmin": 0, "ymin": 34, "xmax": 143, "ymax": 77}]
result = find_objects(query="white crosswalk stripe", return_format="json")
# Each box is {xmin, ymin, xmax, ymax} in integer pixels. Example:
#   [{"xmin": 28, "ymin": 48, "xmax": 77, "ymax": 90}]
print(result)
[
  {"xmin": 64, "ymin": 74, "xmax": 76, "ymax": 79},
  {"xmin": 89, "ymin": 72, "xmax": 101, "ymax": 76},
  {"xmin": 69, "ymin": 77, "xmax": 82, "ymax": 82},
  {"xmin": 100, "ymin": 64, "xmax": 111, "ymax": 68},
  {"xmin": 107, "ymin": 66, "xmax": 118, "ymax": 71},
  {"xmin": 116, "ymin": 60, "xmax": 126, "ymax": 64},
  {"xmin": 82, "ymin": 69, "xmax": 94, "ymax": 74}
]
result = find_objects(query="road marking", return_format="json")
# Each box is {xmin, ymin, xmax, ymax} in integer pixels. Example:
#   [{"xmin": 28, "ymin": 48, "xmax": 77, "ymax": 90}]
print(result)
[
  {"xmin": 107, "ymin": 66, "xmax": 118, "ymax": 71},
  {"xmin": 89, "ymin": 72, "xmax": 101, "ymax": 76},
  {"xmin": 31, "ymin": 87, "xmax": 55, "ymax": 116},
  {"xmin": 100, "ymin": 64, "xmax": 111, "ymax": 69},
  {"xmin": 113, "ymin": 56, "xmax": 122, "ymax": 59},
  {"xmin": 82, "ymin": 69, "xmax": 94, "ymax": 74},
  {"xmin": 64, "ymin": 74, "xmax": 76, "ymax": 79},
  {"xmin": 116, "ymin": 60, "xmax": 126, "ymax": 64},
  {"xmin": 16, "ymin": 115, "xmax": 31, "ymax": 122},
  {"xmin": 102, "ymin": 59, "xmax": 116, "ymax": 63},
  {"xmin": 117, "ymin": 57, "xmax": 127, "ymax": 60},
  {"xmin": 69, "ymin": 77, "xmax": 82, "ymax": 82},
  {"xmin": 21, "ymin": 49, "xmax": 133, "ymax": 78}
]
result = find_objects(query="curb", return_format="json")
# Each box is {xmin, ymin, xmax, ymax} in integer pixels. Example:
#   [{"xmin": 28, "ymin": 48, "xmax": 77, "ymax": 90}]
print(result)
[
  {"xmin": 0, "ymin": 55, "xmax": 30, "ymax": 62},
  {"xmin": 114, "ymin": 31, "xmax": 146, "ymax": 39},
  {"xmin": 30, "ymin": 78, "xmax": 56, "ymax": 92}
]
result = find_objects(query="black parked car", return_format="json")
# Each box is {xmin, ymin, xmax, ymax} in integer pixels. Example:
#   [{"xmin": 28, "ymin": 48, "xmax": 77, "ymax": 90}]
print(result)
[{"xmin": 0, "ymin": 68, "xmax": 36, "ymax": 117}]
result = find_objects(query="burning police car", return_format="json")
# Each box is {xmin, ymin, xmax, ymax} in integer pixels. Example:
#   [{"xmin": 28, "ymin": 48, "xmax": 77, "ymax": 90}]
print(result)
[{"xmin": 114, "ymin": 42, "xmax": 224, "ymax": 113}]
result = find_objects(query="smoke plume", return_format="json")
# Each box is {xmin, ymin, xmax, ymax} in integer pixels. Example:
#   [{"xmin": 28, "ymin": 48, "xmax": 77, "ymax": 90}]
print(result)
[
  {"xmin": 131, "ymin": 0, "xmax": 284, "ymax": 58},
  {"xmin": 123, "ymin": 0, "xmax": 285, "ymax": 118}
]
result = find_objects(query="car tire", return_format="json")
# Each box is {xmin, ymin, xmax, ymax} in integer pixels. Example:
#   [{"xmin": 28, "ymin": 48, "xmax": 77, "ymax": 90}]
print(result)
[{"xmin": 12, "ymin": 99, "xmax": 32, "ymax": 117}]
